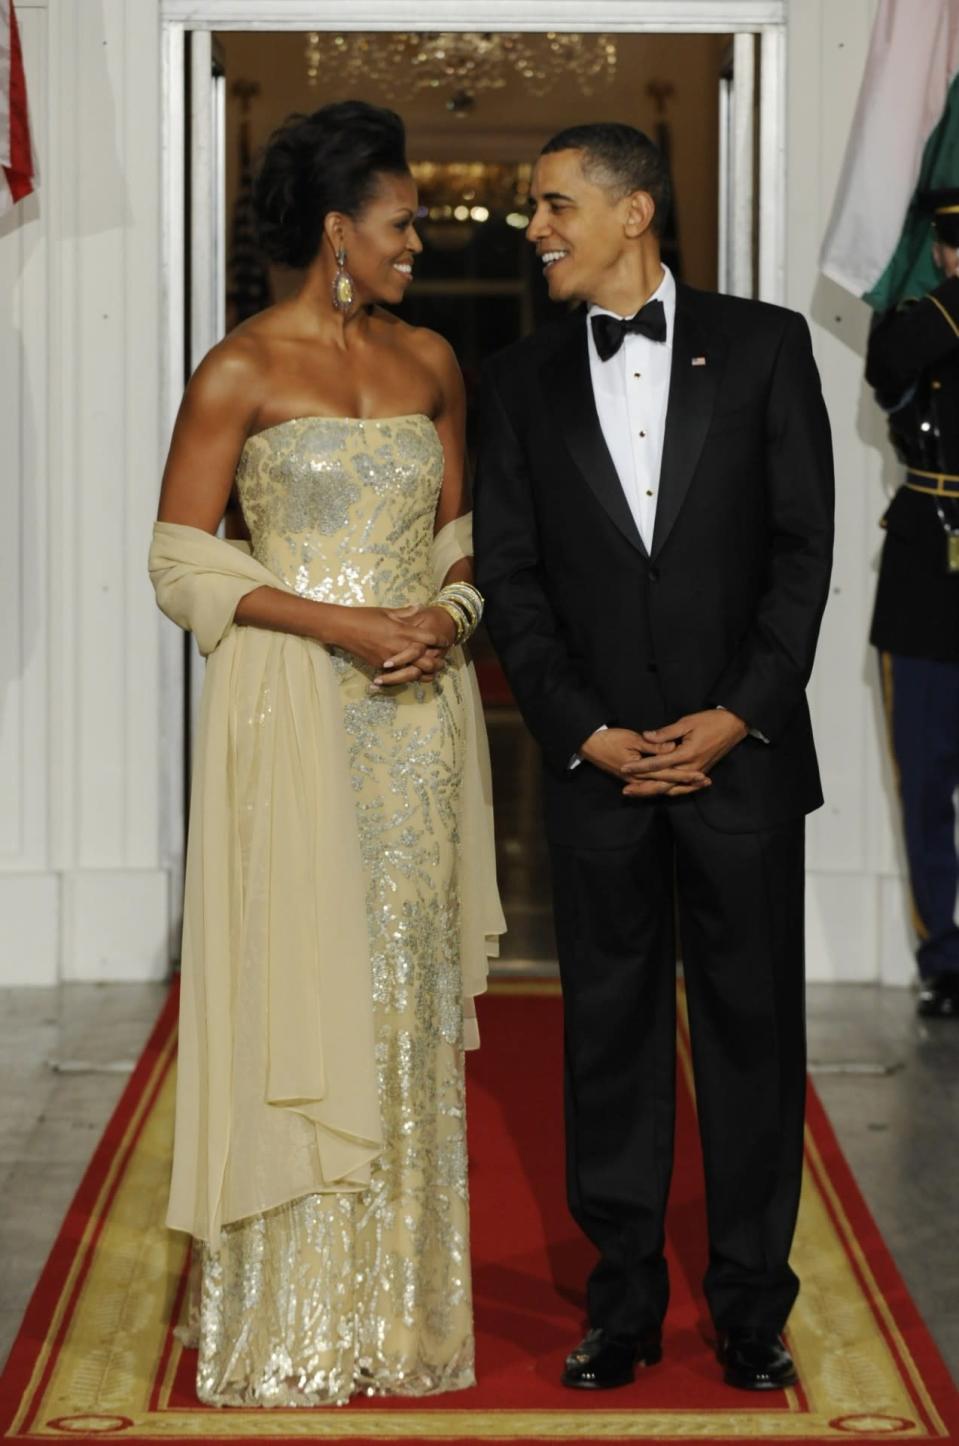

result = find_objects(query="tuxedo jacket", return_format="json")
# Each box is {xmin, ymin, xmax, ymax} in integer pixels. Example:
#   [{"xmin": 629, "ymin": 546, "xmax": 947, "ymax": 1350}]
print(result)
[{"xmin": 473, "ymin": 283, "xmax": 835, "ymax": 843}]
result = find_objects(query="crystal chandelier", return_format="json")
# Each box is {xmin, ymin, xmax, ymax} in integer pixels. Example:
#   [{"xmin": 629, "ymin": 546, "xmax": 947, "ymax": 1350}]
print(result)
[{"xmin": 305, "ymin": 32, "xmax": 618, "ymax": 111}]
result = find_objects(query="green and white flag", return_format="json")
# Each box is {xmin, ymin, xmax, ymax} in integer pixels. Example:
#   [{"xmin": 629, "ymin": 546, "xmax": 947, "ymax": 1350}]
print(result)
[{"xmin": 821, "ymin": 0, "xmax": 959, "ymax": 311}]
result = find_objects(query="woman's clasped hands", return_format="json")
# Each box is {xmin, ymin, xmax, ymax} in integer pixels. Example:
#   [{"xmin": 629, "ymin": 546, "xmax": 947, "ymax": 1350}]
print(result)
[{"xmin": 333, "ymin": 602, "xmax": 457, "ymax": 688}]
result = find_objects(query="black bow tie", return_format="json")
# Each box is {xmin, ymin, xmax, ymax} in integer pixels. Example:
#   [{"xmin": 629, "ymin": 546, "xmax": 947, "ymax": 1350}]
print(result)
[{"xmin": 591, "ymin": 299, "xmax": 667, "ymax": 360}]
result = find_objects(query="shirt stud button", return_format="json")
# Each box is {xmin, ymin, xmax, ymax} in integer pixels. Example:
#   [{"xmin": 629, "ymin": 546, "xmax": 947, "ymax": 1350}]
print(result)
[
  {"xmin": 646, "ymin": 489, "xmax": 654, "ymax": 497},
  {"xmin": 639, "ymin": 430, "xmax": 646, "ymax": 438}
]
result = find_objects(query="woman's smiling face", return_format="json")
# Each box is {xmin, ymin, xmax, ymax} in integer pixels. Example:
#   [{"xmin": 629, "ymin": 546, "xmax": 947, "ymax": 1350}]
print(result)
[{"xmin": 329, "ymin": 170, "xmax": 423, "ymax": 306}]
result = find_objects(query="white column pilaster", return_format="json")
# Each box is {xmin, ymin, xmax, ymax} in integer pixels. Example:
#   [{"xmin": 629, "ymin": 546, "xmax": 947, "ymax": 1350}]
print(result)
[{"xmin": 0, "ymin": 0, "xmax": 171, "ymax": 985}]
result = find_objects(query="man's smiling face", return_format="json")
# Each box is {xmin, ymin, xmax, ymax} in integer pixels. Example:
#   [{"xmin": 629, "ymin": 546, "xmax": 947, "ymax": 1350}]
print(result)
[{"xmin": 527, "ymin": 148, "xmax": 634, "ymax": 305}]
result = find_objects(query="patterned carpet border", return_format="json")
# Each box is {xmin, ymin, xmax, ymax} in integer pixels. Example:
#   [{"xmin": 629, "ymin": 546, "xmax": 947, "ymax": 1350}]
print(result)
[{"xmin": 0, "ymin": 979, "xmax": 956, "ymax": 1444}]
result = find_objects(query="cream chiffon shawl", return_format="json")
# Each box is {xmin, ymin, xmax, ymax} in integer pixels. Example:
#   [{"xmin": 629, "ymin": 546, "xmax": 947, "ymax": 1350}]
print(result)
[{"xmin": 149, "ymin": 519, "xmax": 503, "ymax": 1243}]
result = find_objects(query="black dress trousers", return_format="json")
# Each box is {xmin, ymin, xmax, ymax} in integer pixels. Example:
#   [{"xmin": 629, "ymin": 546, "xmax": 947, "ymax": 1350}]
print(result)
[{"xmin": 550, "ymin": 796, "xmax": 806, "ymax": 1339}]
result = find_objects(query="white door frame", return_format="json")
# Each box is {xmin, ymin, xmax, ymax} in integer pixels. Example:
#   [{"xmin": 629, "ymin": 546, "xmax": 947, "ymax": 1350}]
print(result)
[
  {"xmin": 157, "ymin": 0, "xmax": 787, "ymax": 916},
  {"xmin": 161, "ymin": 0, "xmax": 787, "ymax": 421}
]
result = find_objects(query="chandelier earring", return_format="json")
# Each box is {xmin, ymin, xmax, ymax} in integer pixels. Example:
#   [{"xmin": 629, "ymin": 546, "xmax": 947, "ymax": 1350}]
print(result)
[{"xmin": 332, "ymin": 246, "xmax": 355, "ymax": 312}]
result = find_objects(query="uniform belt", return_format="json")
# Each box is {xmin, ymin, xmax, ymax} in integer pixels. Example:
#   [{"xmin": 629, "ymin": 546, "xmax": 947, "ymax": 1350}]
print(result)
[{"xmin": 904, "ymin": 468, "xmax": 959, "ymax": 499}]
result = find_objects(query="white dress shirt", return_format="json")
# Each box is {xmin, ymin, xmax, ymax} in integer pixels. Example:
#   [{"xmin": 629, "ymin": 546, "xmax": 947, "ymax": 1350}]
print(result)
[
  {"xmin": 571, "ymin": 265, "xmax": 765, "ymax": 766},
  {"xmin": 569, "ymin": 270, "xmax": 673, "ymax": 769},
  {"xmin": 587, "ymin": 265, "xmax": 675, "ymax": 553}
]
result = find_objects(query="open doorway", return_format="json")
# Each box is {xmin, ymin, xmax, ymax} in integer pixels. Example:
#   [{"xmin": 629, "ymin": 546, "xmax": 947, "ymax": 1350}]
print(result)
[
  {"xmin": 167, "ymin": 17, "xmax": 780, "ymax": 968},
  {"xmin": 216, "ymin": 31, "xmax": 734, "ymax": 320}
]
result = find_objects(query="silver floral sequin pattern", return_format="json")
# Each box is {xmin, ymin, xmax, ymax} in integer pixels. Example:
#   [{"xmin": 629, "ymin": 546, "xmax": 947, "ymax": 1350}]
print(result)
[
  {"xmin": 237, "ymin": 414, "xmax": 445, "ymax": 608},
  {"xmin": 193, "ymin": 415, "xmax": 473, "ymax": 1407}
]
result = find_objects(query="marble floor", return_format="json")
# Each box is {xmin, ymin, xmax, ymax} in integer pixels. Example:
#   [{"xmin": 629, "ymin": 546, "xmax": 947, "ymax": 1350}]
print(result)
[{"xmin": 0, "ymin": 710, "xmax": 956, "ymax": 1383}]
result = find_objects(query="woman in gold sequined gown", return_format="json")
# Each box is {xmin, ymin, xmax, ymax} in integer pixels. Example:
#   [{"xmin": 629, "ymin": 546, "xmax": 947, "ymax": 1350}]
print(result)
[{"xmin": 150, "ymin": 102, "xmax": 503, "ymax": 1407}]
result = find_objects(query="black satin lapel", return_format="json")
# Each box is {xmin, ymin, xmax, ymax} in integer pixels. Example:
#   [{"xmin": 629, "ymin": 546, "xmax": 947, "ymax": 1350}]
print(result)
[
  {"xmin": 543, "ymin": 319, "xmax": 647, "ymax": 557},
  {"xmin": 651, "ymin": 294, "xmax": 723, "ymax": 558}
]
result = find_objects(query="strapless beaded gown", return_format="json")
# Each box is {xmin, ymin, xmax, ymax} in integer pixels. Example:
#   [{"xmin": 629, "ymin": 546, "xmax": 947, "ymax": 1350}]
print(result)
[{"xmin": 193, "ymin": 415, "xmax": 474, "ymax": 1406}]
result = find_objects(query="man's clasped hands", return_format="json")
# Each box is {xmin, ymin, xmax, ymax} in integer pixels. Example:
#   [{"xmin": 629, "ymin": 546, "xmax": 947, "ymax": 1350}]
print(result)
[{"xmin": 580, "ymin": 709, "xmax": 749, "ymax": 797}]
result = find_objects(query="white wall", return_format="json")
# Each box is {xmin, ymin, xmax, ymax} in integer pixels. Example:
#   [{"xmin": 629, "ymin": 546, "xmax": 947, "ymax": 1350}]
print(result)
[
  {"xmin": 786, "ymin": 0, "xmax": 914, "ymax": 984},
  {"xmin": 0, "ymin": 0, "xmax": 170, "ymax": 985},
  {"xmin": 0, "ymin": 0, "xmax": 914, "ymax": 986}
]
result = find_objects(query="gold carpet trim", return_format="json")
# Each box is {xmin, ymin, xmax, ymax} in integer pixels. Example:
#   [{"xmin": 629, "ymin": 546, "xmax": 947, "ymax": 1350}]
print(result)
[
  {"xmin": 9, "ymin": 989, "xmax": 943, "ymax": 1439},
  {"xmin": 9, "ymin": 1023, "xmax": 179, "ymax": 1438}
]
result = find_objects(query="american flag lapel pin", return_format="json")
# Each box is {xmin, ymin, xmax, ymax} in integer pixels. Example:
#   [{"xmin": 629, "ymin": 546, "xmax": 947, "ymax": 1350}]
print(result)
[{"xmin": 691, "ymin": 355, "xmax": 707, "ymax": 367}]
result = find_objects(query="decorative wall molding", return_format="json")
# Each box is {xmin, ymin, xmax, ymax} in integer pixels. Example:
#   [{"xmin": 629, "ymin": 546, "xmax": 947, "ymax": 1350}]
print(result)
[
  {"xmin": 0, "ymin": 0, "xmax": 170, "ymax": 987},
  {"xmin": 806, "ymin": 871, "xmax": 912, "ymax": 986},
  {"xmin": 0, "ymin": 876, "xmax": 60, "ymax": 987},
  {"xmin": 161, "ymin": 1, "xmax": 786, "ymax": 31},
  {"xmin": 61, "ymin": 870, "xmax": 170, "ymax": 982}
]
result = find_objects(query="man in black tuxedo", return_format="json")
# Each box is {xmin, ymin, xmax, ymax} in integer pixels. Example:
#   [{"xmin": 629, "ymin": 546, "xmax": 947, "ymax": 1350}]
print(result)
[{"xmin": 473, "ymin": 125, "xmax": 834, "ymax": 1393}]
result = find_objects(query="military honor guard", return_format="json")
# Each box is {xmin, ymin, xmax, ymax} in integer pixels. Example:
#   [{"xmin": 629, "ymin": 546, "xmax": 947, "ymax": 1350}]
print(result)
[{"xmin": 867, "ymin": 187, "xmax": 959, "ymax": 1018}]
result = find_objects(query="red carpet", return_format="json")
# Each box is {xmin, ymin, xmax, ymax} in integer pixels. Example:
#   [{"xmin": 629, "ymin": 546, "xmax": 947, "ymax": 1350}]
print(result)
[{"xmin": 1, "ymin": 980, "xmax": 957, "ymax": 1442}]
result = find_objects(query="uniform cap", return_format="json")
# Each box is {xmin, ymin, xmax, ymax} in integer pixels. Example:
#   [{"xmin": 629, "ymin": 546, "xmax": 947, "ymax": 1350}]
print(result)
[{"xmin": 919, "ymin": 187, "xmax": 959, "ymax": 246}]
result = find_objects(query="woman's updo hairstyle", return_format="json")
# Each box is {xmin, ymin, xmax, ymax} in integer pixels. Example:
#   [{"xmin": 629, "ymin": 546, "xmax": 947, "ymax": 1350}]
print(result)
[{"xmin": 253, "ymin": 100, "xmax": 409, "ymax": 269}]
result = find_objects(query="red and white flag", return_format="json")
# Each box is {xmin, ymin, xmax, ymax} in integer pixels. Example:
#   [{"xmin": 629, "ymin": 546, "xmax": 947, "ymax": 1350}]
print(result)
[{"xmin": 1, "ymin": 0, "xmax": 37, "ymax": 216}]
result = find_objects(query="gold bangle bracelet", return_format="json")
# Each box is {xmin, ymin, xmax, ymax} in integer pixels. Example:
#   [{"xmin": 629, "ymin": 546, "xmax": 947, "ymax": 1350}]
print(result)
[
  {"xmin": 433, "ymin": 588, "xmax": 481, "ymax": 645},
  {"xmin": 437, "ymin": 584, "xmax": 483, "ymax": 633},
  {"xmin": 434, "ymin": 600, "xmax": 467, "ymax": 644}
]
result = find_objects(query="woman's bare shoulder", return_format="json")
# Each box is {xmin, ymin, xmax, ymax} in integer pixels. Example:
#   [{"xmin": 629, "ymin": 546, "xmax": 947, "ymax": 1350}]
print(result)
[
  {"xmin": 369, "ymin": 307, "xmax": 448, "ymax": 355},
  {"xmin": 409, "ymin": 327, "xmax": 463, "ymax": 410},
  {"xmin": 187, "ymin": 324, "xmax": 271, "ymax": 419},
  {"xmin": 376, "ymin": 312, "xmax": 460, "ymax": 383}
]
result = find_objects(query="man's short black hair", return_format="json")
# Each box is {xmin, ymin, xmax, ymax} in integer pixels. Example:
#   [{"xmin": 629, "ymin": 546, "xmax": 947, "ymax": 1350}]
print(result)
[{"xmin": 540, "ymin": 122, "xmax": 671, "ymax": 237}]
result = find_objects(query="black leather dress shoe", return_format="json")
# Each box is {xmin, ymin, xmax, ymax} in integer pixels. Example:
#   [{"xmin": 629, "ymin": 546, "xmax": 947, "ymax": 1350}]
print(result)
[
  {"xmin": 718, "ymin": 1330, "xmax": 797, "ymax": 1390},
  {"xmin": 917, "ymin": 972, "xmax": 959, "ymax": 1018},
  {"xmin": 562, "ymin": 1326, "xmax": 662, "ymax": 1390}
]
